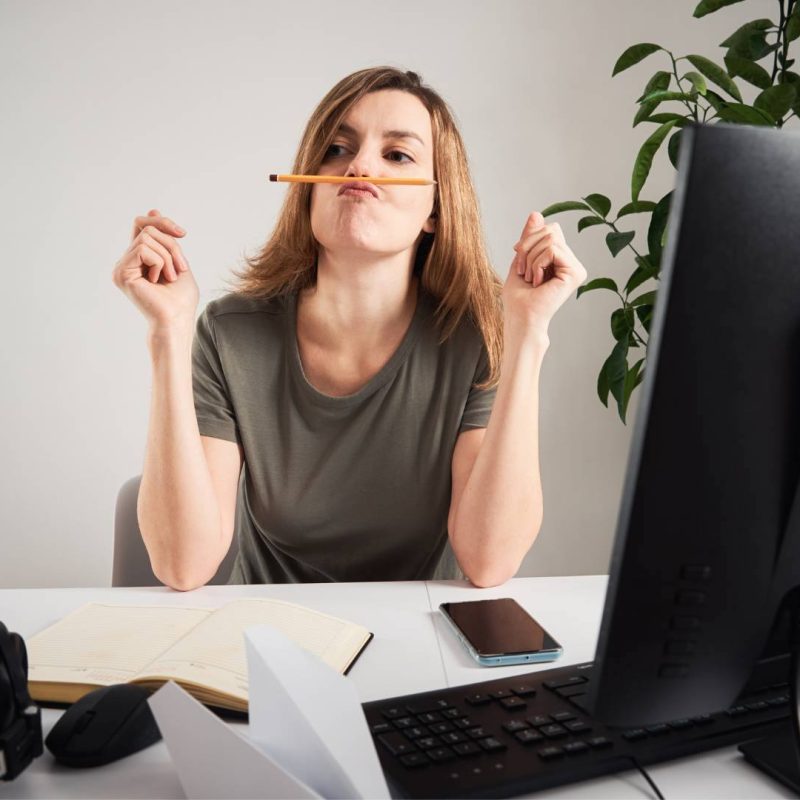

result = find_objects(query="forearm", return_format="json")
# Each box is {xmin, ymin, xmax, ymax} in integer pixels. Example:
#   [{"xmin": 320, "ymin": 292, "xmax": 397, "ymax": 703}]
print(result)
[
  {"xmin": 138, "ymin": 327, "xmax": 225, "ymax": 591},
  {"xmin": 451, "ymin": 327, "xmax": 549, "ymax": 587}
]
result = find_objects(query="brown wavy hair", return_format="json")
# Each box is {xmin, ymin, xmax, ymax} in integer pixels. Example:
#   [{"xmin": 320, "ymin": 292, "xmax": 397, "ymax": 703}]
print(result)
[{"xmin": 224, "ymin": 66, "xmax": 503, "ymax": 390}]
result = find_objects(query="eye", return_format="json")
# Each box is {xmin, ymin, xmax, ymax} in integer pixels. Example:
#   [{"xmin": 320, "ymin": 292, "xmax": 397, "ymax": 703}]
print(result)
[{"xmin": 322, "ymin": 144, "xmax": 414, "ymax": 163}]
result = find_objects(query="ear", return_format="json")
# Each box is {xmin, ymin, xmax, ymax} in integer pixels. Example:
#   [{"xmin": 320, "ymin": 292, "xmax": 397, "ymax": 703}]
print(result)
[{"xmin": 423, "ymin": 213, "xmax": 436, "ymax": 234}]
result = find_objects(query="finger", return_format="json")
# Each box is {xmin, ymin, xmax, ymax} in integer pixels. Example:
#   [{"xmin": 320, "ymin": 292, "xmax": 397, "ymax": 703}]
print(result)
[
  {"xmin": 524, "ymin": 240, "xmax": 555, "ymax": 280},
  {"xmin": 515, "ymin": 211, "xmax": 546, "ymax": 250},
  {"xmin": 139, "ymin": 229, "xmax": 182, "ymax": 280},
  {"xmin": 140, "ymin": 224, "xmax": 188, "ymax": 274},
  {"xmin": 134, "ymin": 243, "xmax": 165, "ymax": 284},
  {"xmin": 131, "ymin": 212, "xmax": 185, "ymax": 244},
  {"xmin": 516, "ymin": 224, "xmax": 562, "ymax": 255}
]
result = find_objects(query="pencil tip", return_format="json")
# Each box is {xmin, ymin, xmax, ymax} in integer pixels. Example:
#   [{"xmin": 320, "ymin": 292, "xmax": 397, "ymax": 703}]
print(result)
[{"xmin": 269, "ymin": 174, "xmax": 277, "ymax": 181}]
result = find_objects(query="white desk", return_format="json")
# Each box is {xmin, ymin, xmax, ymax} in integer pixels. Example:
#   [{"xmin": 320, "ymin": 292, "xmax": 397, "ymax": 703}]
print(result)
[{"xmin": 0, "ymin": 577, "xmax": 790, "ymax": 799}]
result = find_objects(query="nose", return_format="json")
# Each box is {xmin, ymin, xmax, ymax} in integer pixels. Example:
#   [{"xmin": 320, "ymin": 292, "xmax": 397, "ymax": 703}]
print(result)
[{"xmin": 344, "ymin": 148, "xmax": 379, "ymax": 179}]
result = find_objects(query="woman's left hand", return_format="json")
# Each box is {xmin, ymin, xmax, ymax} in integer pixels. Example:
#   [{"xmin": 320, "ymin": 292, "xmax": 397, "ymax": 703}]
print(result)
[{"xmin": 502, "ymin": 210, "xmax": 588, "ymax": 338}]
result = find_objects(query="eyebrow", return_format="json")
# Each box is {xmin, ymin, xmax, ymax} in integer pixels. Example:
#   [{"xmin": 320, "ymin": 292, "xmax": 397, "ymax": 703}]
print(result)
[{"xmin": 337, "ymin": 122, "xmax": 426, "ymax": 148}]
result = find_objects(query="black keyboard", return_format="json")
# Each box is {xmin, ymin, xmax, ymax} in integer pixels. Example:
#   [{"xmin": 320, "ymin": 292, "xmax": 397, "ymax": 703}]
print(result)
[{"xmin": 361, "ymin": 660, "xmax": 792, "ymax": 798}]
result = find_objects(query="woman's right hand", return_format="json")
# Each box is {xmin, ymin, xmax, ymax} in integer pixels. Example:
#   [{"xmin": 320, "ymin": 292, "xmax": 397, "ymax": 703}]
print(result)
[{"xmin": 112, "ymin": 208, "xmax": 199, "ymax": 333}]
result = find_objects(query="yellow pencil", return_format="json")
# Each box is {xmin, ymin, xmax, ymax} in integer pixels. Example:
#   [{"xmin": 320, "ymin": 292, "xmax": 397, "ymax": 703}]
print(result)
[{"xmin": 269, "ymin": 174, "xmax": 436, "ymax": 186}]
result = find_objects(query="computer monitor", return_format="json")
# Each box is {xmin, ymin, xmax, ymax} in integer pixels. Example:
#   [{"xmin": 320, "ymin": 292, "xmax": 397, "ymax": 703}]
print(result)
[{"xmin": 586, "ymin": 120, "xmax": 800, "ymax": 745}]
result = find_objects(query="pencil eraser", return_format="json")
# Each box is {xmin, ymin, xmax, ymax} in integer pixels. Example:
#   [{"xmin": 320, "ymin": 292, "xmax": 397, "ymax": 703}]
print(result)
[{"xmin": 269, "ymin": 174, "xmax": 278, "ymax": 181}]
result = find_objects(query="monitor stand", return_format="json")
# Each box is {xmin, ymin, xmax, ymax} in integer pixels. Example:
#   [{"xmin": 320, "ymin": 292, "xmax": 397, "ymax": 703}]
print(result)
[{"xmin": 739, "ymin": 727, "xmax": 800, "ymax": 794}]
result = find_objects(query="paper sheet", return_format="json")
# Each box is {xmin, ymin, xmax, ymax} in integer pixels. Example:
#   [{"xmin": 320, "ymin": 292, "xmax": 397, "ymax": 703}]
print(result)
[
  {"xmin": 245, "ymin": 625, "xmax": 390, "ymax": 799},
  {"xmin": 147, "ymin": 624, "xmax": 390, "ymax": 799},
  {"xmin": 148, "ymin": 681, "xmax": 320, "ymax": 799}
]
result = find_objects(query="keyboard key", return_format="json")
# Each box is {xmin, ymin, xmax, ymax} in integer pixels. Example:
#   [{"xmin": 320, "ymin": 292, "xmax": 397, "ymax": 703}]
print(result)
[
  {"xmin": 622, "ymin": 728, "xmax": 647, "ymax": 741},
  {"xmin": 564, "ymin": 741, "xmax": 589, "ymax": 755},
  {"xmin": 478, "ymin": 737, "xmax": 507, "ymax": 752},
  {"xmin": 768, "ymin": 695, "xmax": 789, "ymax": 707},
  {"xmin": 512, "ymin": 685, "xmax": 537, "ymax": 697},
  {"xmin": 406, "ymin": 699, "xmax": 451, "ymax": 714},
  {"xmin": 726, "ymin": 705, "xmax": 748, "ymax": 717},
  {"xmin": 502, "ymin": 720, "xmax": 529, "ymax": 733},
  {"xmin": 393, "ymin": 717, "xmax": 415, "ymax": 729},
  {"xmin": 429, "ymin": 722, "xmax": 454, "ymax": 734},
  {"xmin": 500, "ymin": 696, "xmax": 527, "ymax": 711},
  {"xmin": 565, "ymin": 720, "xmax": 592, "ymax": 734},
  {"xmin": 645, "ymin": 723, "xmax": 669, "ymax": 735},
  {"xmin": 441, "ymin": 708, "xmax": 462, "ymax": 719},
  {"xmin": 515, "ymin": 729, "xmax": 544, "ymax": 745},
  {"xmin": 453, "ymin": 717, "xmax": 475, "ymax": 730},
  {"xmin": 551, "ymin": 711, "xmax": 577, "ymax": 722},
  {"xmin": 400, "ymin": 752, "xmax": 429, "ymax": 768},
  {"xmin": 404, "ymin": 726, "xmax": 428, "ymax": 740},
  {"xmin": 745, "ymin": 701, "xmax": 768, "ymax": 711},
  {"xmin": 540, "ymin": 724, "xmax": 568, "ymax": 739},
  {"xmin": 544, "ymin": 676, "xmax": 588, "ymax": 690},
  {"xmin": 490, "ymin": 690, "xmax": 514, "ymax": 699},
  {"xmin": 668, "ymin": 718, "xmax": 693, "ymax": 729},
  {"xmin": 567, "ymin": 694, "xmax": 590, "ymax": 712},
  {"xmin": 427, "ymin": 747, "xmax": 456, "ymax": 763},
  {"xmin": 537, "ymin": 746, "xmax": 565, "ymax": 761},
  {"xmin": 415, "ymin": 737, "xmax": 441, "ymax": 750},
  {"xmin": 465, "ymin": 694, "xmax": 492, "ymax": 706},
  {"xmin": 528, "ymin": 715, "xmax": 551, "ymax": 727},
  {"xmin": 382, "ymin": 706, "xmax": 407, "ymax": 719},
  {"xmin": 452, "ymin": 741, "xmax": 481, "ymax": 757},
  {"xmin": 440, "ymin": 731, "xmax": 467, "ymax": 745},
  {"xmin": 371, "ymin": 722, "xmax": 392, "ymax": 734},
  {"xmin": 692, "ymin": 714, "xmax": 714, "ymax": 725},
  {"xmin": 378, "ymin": 732, "xmax": 416, "ymax": 756},
  {"xmin": 417, "ymin": 712, "xmax": 443, "ymax": 724},
  {"xmin": 587, "ymin": 736, "xmax": 613, "ymax": 749},
  {"xmin": 467, "ymin": 727, "xmax": 491, "ymax": 739}
]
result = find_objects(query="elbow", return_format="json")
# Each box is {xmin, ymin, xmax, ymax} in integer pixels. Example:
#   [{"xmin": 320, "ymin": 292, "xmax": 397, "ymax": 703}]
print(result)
[
  {"xmin": 466, "ymin": 565, "xmax": 518, "ymax": 589},
  {"xmin": 151, "ymin": 559, "xmax": 212, "ymax": 592}
]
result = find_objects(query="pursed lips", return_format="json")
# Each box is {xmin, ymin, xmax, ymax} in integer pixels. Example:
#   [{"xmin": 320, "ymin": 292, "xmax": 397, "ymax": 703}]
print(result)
[{"xmin": 338, "ymin": 181, "xmax": 379, "ymax": 198}]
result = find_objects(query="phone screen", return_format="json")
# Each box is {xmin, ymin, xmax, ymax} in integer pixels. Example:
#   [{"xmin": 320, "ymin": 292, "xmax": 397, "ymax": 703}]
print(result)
[{"xmin": 440, "ymin": 598, "xmax": 561, "ymax": 656}]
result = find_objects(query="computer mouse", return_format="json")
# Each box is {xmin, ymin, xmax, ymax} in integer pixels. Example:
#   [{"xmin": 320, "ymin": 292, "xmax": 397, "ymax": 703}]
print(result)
[{"xmin": 44, "ymin": 683, "xmax": 162, "ymax": 767}]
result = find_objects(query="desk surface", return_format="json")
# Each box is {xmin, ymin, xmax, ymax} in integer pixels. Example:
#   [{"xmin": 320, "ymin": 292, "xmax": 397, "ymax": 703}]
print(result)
[{"xmin": 0, "ymin": 577, "xmax": 791, "ymax": 799}]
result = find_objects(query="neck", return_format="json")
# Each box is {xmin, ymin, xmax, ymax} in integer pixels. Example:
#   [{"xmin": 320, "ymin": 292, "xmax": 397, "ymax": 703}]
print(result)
[{"xmin": 298, "ymin": 249, "xmax": 420, "ymax": 351}]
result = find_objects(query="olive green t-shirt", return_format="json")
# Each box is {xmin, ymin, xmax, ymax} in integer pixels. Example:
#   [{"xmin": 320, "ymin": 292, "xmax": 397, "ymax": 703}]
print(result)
[{"xmin": 191, "ymin": 286, "xmax": 497, "ymax": 584}]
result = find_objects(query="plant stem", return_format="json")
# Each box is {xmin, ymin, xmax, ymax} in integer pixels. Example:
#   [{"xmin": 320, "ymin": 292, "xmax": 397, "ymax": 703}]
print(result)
[
  {"xmin": 669, "ymin": 53, "xmax": 699, "ymax": 121},
  {"xmin": 772, "ymin": 0, "xmax": 787, "ymax": 84}
]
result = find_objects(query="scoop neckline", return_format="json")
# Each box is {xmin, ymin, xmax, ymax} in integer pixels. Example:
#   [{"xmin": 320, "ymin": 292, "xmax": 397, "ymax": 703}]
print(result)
[{"xmin": 287, "ymin": 285, "xmax": 429, "ymax": 408}]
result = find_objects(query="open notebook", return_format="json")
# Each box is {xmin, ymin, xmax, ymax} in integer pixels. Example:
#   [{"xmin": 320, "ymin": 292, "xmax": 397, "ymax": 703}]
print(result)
[{"xmin": 25, "ymin": 598, "xmax": 373, "ymax": 712}]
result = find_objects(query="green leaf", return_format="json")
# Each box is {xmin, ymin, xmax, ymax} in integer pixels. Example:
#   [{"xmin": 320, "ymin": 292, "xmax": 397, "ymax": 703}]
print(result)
[
  {"xmin": 635, "ymin": 304, "xmax": 654, "ymax": 334},
  {"xmin": 583, "ymin": 193, "xmax": 612, "ymax": 218},
  {"xmin": 787, "ymin": 9, "xmax": 800, "ymax": 43},
  {"xmin": 630, "ymin": 290, "xmax": 657, "ymax": 306},
  {"xmin": 621, "ymin": 358, "xmax": 646, "ymax": 424},
  {"xmin": 577, "ymin": 215, "xmax": 606, "ymax": 233},
  {"xmin": 720, "ymin": 19, "xmax": 774, "ymax": 55},
  {"xmin": 648, "ymin": 192, "xmax": 673, "ymax": 264},
  {"xmin": 606, "ymin": 231, "xmax": 636, "ymax": 257},
  {"xmin": 693, "ymin": 0, "xmax": 746, "ymax": 18},
  {"xmin": 640, "ymin": 90, "xmax": 697, "ymax": 104},
  {"xmin": 631, "ymin": 120, "xmax": 678, "ymax": 202},
  {"xmin": 597, "ymin": 362, "xmax": 610, "ymax": 407},
  {"xmin": 634, "ymin": 100, "xmax": 661, "ymax": 127},
  {"xmin": 624, "ymin": 256, "xmax": 657, "ymax": 294},
  {"xmin": 724, "ymin": 53, "xmax": 772, "ymax": 89},
  {"xmin": 604, "ymin": 338, "xmax": 629, "ymax": 412},
  {"xmin": 686, "ymin": 54, "xmax": 743, "ymax": 101},
  {"xmin": 613, "ymin": 43, "xmax": 663, "ymax": 76},
  {"xmin": 703, "ymin": 89, "xmax": 727, "ymax": 111},
  {"xmin": 577, "ymin": 277, "xmax": 618, "ymax": 299},
  {"xmin": 667, "ymin": 129, "xmax": 682, "ymax": 169},
  {"xmin": 541, "ymin": 201, "xmax": 590, "ymax": 216},
  {"xmin": 616, "ymin": 201, "xmax": 658, "ymax": 218},
  {"xmin": 611, "ymin": 307, "xmax": 635, "ymax": 341},
  {"xmin": 636, "ymin": 71, "xmax": 672, "ymax": 102},
  {"xmin": 681, "ymin": 71, "xmax": 708, "ymax": 95},
  {"xmin": 641, "ymin": 113, "xmax": 690, "ymax": 125},
  {"xmin": 715, "ymin": 102, "xmax": 777, "ymax": 125},
  {"xmin": 754, "ymin": 83, "xmax": 797, "ymax": 120}
]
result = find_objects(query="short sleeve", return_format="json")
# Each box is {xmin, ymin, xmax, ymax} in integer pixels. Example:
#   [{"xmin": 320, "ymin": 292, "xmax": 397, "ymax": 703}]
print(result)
[
  {"xmin": 458, "ymin": 345, "xmax": 497, "ymax": 433},
  {"xmin": 192, "ymin": 305, "xmax": 241, "ymax": 444}
]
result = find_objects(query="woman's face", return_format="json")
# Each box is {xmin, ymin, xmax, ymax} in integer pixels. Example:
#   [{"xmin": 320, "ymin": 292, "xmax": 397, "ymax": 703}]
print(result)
[{"xmin": 309, "ymin": 89, "xmax": 436, "ymax": 259}]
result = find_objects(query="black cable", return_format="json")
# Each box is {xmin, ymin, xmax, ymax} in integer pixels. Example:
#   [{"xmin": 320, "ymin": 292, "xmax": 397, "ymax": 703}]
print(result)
[{"xmin": 628, "ymin": 755, "xmax": 665, "ymax": 800}]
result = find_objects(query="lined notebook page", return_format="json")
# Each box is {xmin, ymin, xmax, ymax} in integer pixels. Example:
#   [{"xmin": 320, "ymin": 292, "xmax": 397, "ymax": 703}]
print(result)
[
  {"xmin": 26, "ymin": 604, "xmax": 210, "ymax": 686},
  {"xmin": 139, "ymin": 598, "xmax": 370, "ymax": 698}
]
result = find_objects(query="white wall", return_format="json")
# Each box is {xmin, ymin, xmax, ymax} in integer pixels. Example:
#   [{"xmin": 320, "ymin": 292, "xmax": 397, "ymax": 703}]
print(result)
[{"xmin": 0, "ymin": 0, "xmax": 773, "ymax": 587}]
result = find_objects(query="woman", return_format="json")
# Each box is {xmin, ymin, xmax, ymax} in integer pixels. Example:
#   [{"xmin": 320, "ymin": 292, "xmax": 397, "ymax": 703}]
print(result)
[{"xmin": 112, "ymin": 67, "xmax": 587, "ymax": 591}]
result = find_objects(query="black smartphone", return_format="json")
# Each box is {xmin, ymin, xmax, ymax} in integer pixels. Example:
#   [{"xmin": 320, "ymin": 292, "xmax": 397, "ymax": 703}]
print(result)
[{"xmin": 439, "ymin": 597, "xmax": 563, "ymax": 667}]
